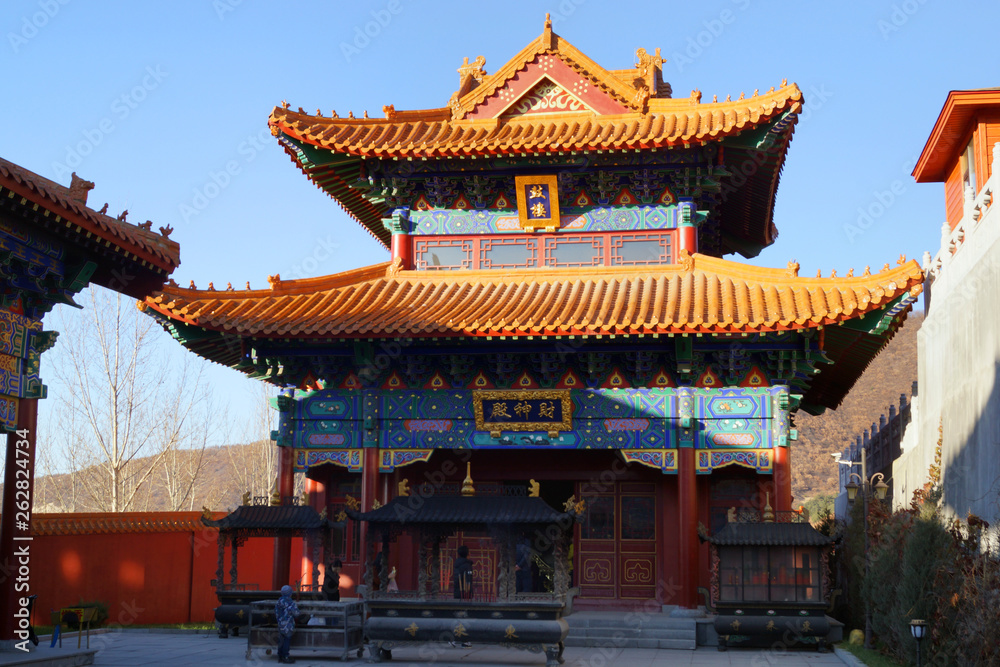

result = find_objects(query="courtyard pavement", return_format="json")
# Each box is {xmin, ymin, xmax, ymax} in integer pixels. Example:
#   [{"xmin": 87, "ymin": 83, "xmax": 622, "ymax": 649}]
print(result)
[{"xmin": 0, "ymin": 630, "xmax": 859, "ymax": 667}]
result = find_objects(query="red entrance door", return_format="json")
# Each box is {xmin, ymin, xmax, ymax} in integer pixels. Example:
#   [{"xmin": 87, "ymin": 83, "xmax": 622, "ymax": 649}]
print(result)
[{"xmin": 576, "ymin": 481, "xmax": 657, "ymax": 602}]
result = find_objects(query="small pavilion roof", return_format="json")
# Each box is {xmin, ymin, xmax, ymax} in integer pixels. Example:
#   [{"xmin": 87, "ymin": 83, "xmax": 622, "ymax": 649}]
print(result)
[
  {"xmin": 143, "ymin": 253, "xmax": 922, "ymax": 340},
  {"xmin": 267, "ymin": 19, "xmax": 801, "ymax": 255},
  {"xmin": 201, "ymin": 504, "xmax": 340, "ymax": 532}
]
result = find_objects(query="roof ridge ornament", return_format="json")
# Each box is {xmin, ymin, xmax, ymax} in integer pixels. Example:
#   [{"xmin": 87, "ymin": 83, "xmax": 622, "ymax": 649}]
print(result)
[{"xmin": 541, "ymin": 12, "xmax": 553, "ymax": 50}]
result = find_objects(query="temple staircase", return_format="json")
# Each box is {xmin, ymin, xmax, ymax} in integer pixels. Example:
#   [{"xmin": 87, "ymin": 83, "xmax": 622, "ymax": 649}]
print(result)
[{"xmin": 564, "ymin": 610, "xmax": 698, "ymax": 650}]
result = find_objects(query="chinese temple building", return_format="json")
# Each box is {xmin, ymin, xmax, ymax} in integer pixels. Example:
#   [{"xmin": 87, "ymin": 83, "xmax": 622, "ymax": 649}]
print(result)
[
  {"xmin": 143, "ymin": 19, "xmax": 922, "ymax": 611},
  {"xmin": 0, "ymin": 158, "xmax": 180, "ymax": 645}
]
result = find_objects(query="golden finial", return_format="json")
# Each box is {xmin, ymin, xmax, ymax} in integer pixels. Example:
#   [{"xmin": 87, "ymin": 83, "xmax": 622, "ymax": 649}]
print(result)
[
  {"xmin": 786, "ymin": 260, "xmax": 799, "ymax": 277},
  {"xmin": 207, "ymin": 282, "xmax": 215, "ymax": 291},
  {"xmin": 781, "ymin": 78, "xmax": 788, "ymax": 86},
  {"xmin": 297, "ymin": 106, "xmax": 305, "ymax": 114},
  {"xmin": 830, "ymin": 269, "xmax": 837, "ymax": 278},
  {"xmin": 738, "ymin": 92, "xmax": 745, "ymax": 100},
  {"xmin": 301, "ymin": 490, "xmax": 309, "ymax": 505},
  {"xmin": 768, "ymin": 87, "xmax": 775, "ymax": 93},
  {"xmin": 897, "ymin": 254, "xmax": 906, "ymax": 266},
  {"xmin": 189, "ymin": 280, "xmax": 196, "ymax": 289},
  {"xmin": 882, "ymin": 263, "xmax": 891, "ymax": 272},
  {"xmin": 201, "ymin": 506, "xmax": 212, "ymax": 521},
  {"xmin": 727, "ymin": 506, "xmax": 736, "ymax": 523},
  {"xmin": 246, "ymin": 281, "xmax": 251, "ymax": 290},
  {"xmin": 331, "ymin": 110, "xmax": 338, "ymax": 118},
  {"xmin": 725, "ymin": 94, "xmax": 732, "ymax": 102},
  {"xmin": 461, "ymin": 462, "xmax": 475, "ymax": 496},
  {"xmin": 281, "ymin": 100, "xmax": 289, "ymax": 109},
  {"xmin": 816, "ymin": 269, "xmax": 822, "ymax": 278},
  {"xmin": 398, "ymin": 479, "xmax": 410, "ymax": 497},
  {"xmin": 363, "ymin": 110, "xmax": 369, "ymax": 119},
  {"xmin": 846, "ymin": 268, "xmax": 854, "ymax": 278},
  {"xmin": 528, "ymin": 479, "xmax": 540, "ymax": 497},
  {"xmin": 316, "ymin": 109, "xmax": 322, "ymax": 116},
  {"xmin": 348, "ymin": 110, "xmax": 354, "ymax": 119},
  {"xmin": 753, "ymin": 89, "xmax": 759, "ymax": 97},
  {"xmin": 372, "ymin": 498, "xmax": 382, "ymax": 510},
  {"xmin": 713, "ymin": 94, "xmax": 718, "ymax": 103},
  {"xmin": 763, "ymin": 492, "xmax": 774, "ymax": 522},
  {"xmin": 863, "ymin": 266, "xmax": 871, "ymax": 277},
  {"xmin": 226, "ymin": 282, "xmax": 233, "ymax": 290},
  {"xmin": 241, "ymin": 490, "xmax": 250, "ymax": 505},
  {"xmin": 544, "ymin": 12, "xmax": 551, "ymax": 29},
  {"xmin": 269, "ymin": 477, "xmax": 280, "ymax": 506},
  {"xmin": 319, "ymin": 507, "xmax": 328, "ymax": 520}
]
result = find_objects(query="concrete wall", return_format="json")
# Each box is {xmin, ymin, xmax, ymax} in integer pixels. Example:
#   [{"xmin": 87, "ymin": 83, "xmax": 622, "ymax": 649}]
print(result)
[{"xmin": 915, "ymin": 144, "xmax": 1000, "ymax": 530}]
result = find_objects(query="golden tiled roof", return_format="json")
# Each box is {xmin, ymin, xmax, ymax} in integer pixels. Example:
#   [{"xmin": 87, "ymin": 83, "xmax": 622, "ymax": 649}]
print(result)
[
  {"xmin": 144, "ymin": 253, "xmax": 923, "ymax": 339},
  {"xmin": 270, "ymin": 85, "xmax": 801, "ymax": 158},
  {"xmin": 0, "ymin": 156, "xmax": 180, "ymax": 273},
  {"xmin": 269, "ymin": 19, "xmax": 801, "ymax": 157}
]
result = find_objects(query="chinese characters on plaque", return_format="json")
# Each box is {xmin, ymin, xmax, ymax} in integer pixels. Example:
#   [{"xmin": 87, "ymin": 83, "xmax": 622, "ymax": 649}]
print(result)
[
  {"xmin": 514, "ymin": 174, "xmax": 560, "ymax": 230},
  {"xmin": 473, "ymin": 390, "xmax": 573, "ymax": 435}
]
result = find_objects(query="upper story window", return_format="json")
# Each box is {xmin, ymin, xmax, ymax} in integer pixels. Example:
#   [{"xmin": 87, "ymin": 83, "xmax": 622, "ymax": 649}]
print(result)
[
  {"xmin": 962, "ymin": 135, "xmax": 977, "ymax": 195},
  {"xmin": 413, "ymin": 230, "xmax": 675, "ymax": 271}
]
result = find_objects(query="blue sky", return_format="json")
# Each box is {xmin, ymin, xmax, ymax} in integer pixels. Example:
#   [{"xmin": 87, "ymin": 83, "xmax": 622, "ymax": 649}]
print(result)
[{"xmin": 6, "ymin": 0, "xmax": 998, "ymax": 445}]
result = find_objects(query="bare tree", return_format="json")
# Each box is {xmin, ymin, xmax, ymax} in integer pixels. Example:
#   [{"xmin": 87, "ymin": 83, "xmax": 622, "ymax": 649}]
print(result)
[
  {"xmin": 45, "ymin": 286, "xmax": 212, "ymax": 512},
  {"xmin": 225, "ymin": 382, "xmax": 279, "ymax": 504}
]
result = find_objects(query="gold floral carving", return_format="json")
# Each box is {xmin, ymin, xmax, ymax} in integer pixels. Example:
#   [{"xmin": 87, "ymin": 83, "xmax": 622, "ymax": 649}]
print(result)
[{"xmin": 473, "ymin": 389, "xmax": 572, "ymax": 433}]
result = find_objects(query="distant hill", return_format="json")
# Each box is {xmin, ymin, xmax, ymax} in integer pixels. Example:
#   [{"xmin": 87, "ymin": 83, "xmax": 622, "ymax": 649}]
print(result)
[{"xmin": 792, "ymin": 314, "xmax": 921, "ymax": 504}]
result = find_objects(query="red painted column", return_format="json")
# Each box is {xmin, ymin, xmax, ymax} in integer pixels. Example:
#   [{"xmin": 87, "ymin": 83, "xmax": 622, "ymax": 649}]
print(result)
[
  {"xmin": 677, "ymin": 225, "xmax": 698, "ymax": 255},
  {"xmin": 360, "ymin": 448, "xmax": 380, "ymax": 589},
  {"xmin": 0, "ymin": 398, "xmax": 38, "ymax": 643},
  {"xmin": 390, "ymin": 233, "xmax": 412, "ymax": 270},
  {"xmin": 773, "ymin": 446, "xmax": 793, "ymax": 512},
  {"xmin": 271, "ymin": 446, "xmax": 296, "ymax": 590},
  {"xmin": 300, "ymin": 476, "xmax": 327, "ymax": 588},
  {"xmin": 677, "ymin": 447, "xmax": 699, "ymax": 609}
]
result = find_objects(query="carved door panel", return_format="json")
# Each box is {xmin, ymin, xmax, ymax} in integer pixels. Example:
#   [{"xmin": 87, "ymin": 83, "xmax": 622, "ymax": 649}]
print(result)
[{"xmin": 577, "ymin": 482, "xmax": 657, "ymax": 601}]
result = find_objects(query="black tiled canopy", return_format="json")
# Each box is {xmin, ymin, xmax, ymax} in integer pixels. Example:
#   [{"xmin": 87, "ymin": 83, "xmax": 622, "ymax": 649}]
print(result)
[{"xmin": 707, "ymin": 522, "xmax": 835, "ymax": 547}]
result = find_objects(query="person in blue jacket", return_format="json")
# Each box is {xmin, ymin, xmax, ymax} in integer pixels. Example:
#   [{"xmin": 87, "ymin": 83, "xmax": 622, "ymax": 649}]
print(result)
[{"xmin": 275, "ymin": 585, "xmax": 299, "ymax": 664}]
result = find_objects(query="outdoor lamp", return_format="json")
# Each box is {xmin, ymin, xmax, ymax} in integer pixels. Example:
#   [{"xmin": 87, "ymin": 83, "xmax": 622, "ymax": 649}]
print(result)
[
  {"xmin": 910, "ymin": 619, "xmax": 928, "ymax": 667},
  {"xmin": 874, "ymin": 479, "xmax": 889, "ymax": 500},
  {"xmin": 845, "ymin": 481, "xmax": 859, "ymax": 502}
]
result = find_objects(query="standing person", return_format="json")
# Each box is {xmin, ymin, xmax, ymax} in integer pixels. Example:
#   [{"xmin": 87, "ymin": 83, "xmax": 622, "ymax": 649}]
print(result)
[
  {"xmin": 323, "ymin": 559, "xmax": 342, "ymax": 602},
  {"xmin": 452, "ymin": 545, "xmax": 474, "ymax": 600},
  {"xmin": 274, "ymin": 585, "xmax": 299, "ymax": 664},
  {"xmin": 515, "ymin": 538, "xmax": 533, "ymax": 593}
]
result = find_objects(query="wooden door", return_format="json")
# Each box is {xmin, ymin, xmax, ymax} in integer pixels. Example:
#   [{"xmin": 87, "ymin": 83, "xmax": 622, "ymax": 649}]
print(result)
[{"xmin": 577, "ymin": 481, "xmax": 657, "ymax": 601}]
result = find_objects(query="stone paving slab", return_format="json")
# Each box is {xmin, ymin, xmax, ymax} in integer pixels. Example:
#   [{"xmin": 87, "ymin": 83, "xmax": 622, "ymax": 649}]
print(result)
[{"xmin": 0, "ymin": 631, "xmax": 855, "ymax": 667}]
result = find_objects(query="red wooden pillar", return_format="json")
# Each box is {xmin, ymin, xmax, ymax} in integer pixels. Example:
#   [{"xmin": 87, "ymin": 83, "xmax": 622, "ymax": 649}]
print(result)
[
  {"xmin": 300, "ymin": 476, "xmax": 327, "ymax": 588},
  {"xmin": 0, "ymin": 398, "xmax": 38, "ymax": 643},
  {"xmin": 773, "ymin": 446, "xmax": 793, "ymax": 512},
  {"xmin": 271, "ymin": 445, "xmax": 296, "ymax": 590},
  {"xmin": 360, "ymin": 448, "xmax": 380, "ymax": 588},
  {"xmin": 390, "ymin": 233, "xmax": 412, "ymax": 270},
  {"xmin": 677, "ymin": 447, "xmax": 699, "ymax": 609}
]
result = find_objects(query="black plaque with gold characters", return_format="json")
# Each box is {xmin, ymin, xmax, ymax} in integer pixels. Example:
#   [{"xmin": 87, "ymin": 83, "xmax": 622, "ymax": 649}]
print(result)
[
  {"xmin": 473, "ymin": 390, "xmax": 572, "ymax": 434},
  {"xmin": 514, "ymin": 174, "xmax": 560, "ymax": 230}
]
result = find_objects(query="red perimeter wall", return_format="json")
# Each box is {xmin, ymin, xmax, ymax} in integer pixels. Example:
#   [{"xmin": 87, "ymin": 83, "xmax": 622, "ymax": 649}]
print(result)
[{"xmin": 26, "ymin": 512, "xmax": 304, "ymax": 626}]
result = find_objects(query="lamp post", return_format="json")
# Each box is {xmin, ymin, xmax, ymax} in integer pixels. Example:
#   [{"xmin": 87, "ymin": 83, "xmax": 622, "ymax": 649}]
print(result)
[
  {"xmin": 834, "ymin": 448, "xmax": 888, "ymax": 651},
  {"xmin": 910, "ymin": 619, "xmax": 927, "ymax": 666}
]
